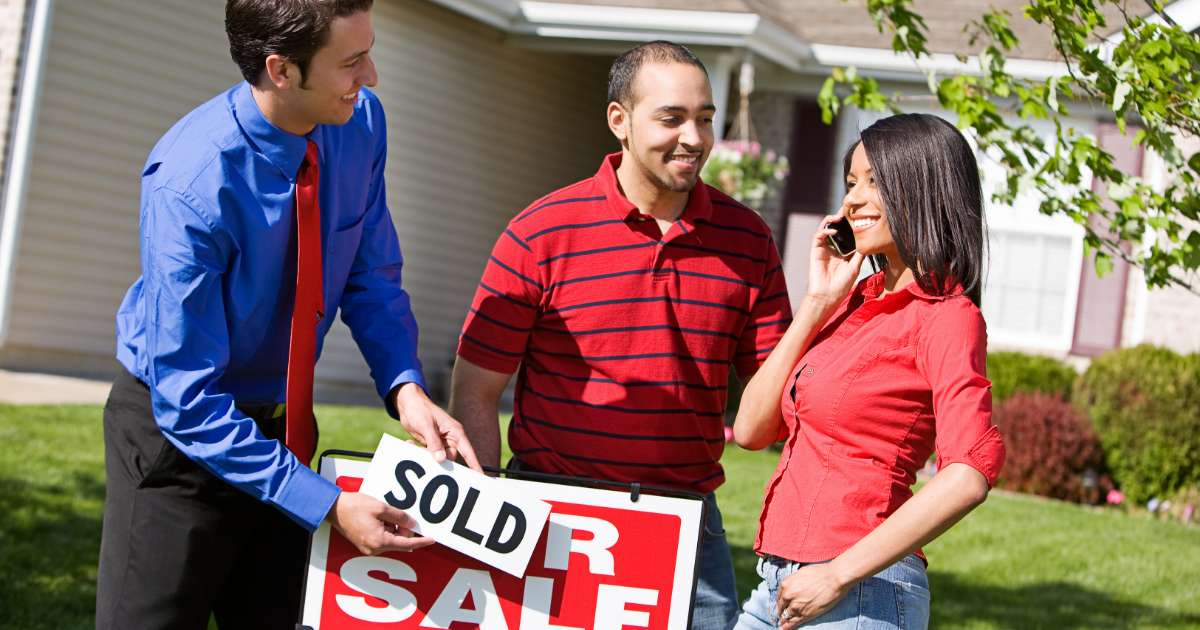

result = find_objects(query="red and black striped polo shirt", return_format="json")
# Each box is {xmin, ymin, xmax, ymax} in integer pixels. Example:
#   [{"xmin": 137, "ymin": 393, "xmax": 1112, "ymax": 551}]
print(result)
[{"xmin": 457, "ymin": 152, "xmax": 792, "ymax": 493}]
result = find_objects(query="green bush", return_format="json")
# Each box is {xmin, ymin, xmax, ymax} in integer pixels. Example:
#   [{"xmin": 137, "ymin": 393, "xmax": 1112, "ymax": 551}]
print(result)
[
  {"xmin": 987, "ymin": 351, "xmax": 1078, "ymax": 403},
  {"xmin": 1073, "ymin": 345, "xmax": 1200, "ymax": 504}
]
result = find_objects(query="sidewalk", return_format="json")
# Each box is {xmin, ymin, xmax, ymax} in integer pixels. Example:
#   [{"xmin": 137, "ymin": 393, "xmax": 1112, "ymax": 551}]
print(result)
[
  {"xmin": 0, "ymin": 370, "xmax": 111, "ymax": 404},
  {"xmin": 0, "ymin": 370, "xmax": 381, "ymax": 406}
]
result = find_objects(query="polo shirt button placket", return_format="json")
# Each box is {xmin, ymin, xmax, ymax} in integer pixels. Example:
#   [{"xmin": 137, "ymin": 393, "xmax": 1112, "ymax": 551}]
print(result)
[{"xmin": 651, "ymin": 240, "xmax": 670, "ymax": 282}]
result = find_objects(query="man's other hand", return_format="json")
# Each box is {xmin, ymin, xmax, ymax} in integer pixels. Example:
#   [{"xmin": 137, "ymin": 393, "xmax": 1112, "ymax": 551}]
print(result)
[
  {"xmin": 393, "ymin": 382, "xmax": 482, "ymax": 472},
  {"xmin": 327, "ymin": 492, "xmax": 434, "ymax": 556}
]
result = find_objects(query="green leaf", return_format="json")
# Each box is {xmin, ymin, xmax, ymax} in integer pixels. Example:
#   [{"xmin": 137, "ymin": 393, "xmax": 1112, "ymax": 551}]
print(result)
[
  {"xmin": 817, "ymin": 77, "xmax": 837, "ymax": 124},
  {"xmin": 1094, "ymin": 253, "xmax": 1114, "ymax": 278}
]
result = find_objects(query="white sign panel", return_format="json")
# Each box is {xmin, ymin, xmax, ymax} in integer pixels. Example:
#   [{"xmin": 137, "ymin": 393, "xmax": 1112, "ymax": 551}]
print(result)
[{"xmin": 358, "ymin": 434, "xmax": 552, "ymax": 577}]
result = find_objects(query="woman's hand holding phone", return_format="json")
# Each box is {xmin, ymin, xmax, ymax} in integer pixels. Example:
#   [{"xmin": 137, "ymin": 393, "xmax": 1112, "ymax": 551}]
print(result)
[{"xmin": 807, "ymin": 212, "xmax": 865, "ymax": 309}]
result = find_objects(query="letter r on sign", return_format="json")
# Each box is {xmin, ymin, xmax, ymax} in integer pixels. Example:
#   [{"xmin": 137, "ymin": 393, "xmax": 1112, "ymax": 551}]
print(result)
[{"xmin": 543, "ymin": 514, "xmax": 618, "ymax": 576}]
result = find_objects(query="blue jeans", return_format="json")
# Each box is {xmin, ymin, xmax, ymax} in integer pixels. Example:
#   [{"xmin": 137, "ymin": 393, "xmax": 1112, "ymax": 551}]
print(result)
[
  {"xmin": 692, "ymin": 493, "xmax": 739, "ymax": 629},
  {"xmin": 728, "ymin": 554, "xmax": 930, "ymax": 630}
]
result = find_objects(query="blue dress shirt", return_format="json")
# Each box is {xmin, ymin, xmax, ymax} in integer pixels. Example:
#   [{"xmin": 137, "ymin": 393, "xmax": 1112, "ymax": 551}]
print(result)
[{"xmin": 115, "ymin": 82, "xmax": 424, "ymax": 531}]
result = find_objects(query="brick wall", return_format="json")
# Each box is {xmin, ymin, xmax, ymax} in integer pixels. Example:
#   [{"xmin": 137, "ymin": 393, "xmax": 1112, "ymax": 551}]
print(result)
[
  {"xmin": 744, "ymin": 90, "xmax": 795, "ymax": 238},
  {"xmin": 710, "ymin": 87, "xmax": 796, "ymax": 235},
  {"xmin": 1121, "ymin": 135, "xmax": 1200, "ymax": 355}
]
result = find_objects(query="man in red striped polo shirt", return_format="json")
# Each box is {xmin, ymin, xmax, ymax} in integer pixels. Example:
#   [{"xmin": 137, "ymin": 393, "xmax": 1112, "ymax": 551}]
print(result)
[{"xmin": 450, "ymin": 41, "xmax": 791, "ymax": 627}]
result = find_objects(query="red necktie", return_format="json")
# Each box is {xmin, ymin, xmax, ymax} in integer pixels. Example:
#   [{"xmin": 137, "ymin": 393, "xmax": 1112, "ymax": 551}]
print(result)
[{"xmin": 286, "ymin": 140, "xmax": 323, "ymax": 466}]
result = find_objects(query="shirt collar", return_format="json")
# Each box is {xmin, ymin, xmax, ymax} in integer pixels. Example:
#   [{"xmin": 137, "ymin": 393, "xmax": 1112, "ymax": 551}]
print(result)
[
  {"xmin": 859, "ymin": 270, "xmax": 964, "ymax": 302},
  {"xmin": 230, "ymin": 82, "xmax": 323, "ymax": 182},
  {"xmin": 595, "ymin": 152, "xmax": 714, "ymax": 226}
]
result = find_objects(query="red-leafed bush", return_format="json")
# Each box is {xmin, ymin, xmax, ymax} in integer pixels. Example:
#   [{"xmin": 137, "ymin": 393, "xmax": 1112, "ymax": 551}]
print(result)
[{"xmin": 992, "ymin": 392, "xmax": 1109, "ymax": 503}]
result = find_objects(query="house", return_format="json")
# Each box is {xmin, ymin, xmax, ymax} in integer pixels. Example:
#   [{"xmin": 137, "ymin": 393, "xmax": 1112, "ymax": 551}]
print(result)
[{"xmin": 0, "ymin": 0, "xmax": 1195, "ymax": 403}]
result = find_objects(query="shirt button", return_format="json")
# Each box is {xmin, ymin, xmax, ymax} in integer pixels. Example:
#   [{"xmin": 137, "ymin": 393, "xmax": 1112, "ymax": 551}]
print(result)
[{"xmin": 805, "ymin": 367, "xmax": 815, "ymax": 376}]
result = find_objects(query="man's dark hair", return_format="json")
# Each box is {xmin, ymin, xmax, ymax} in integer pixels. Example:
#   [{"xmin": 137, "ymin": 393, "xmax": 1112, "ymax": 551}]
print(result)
[
  {"xmin": 607, "ymin": 41, "xmax": 708, "ymax": 108},
  {"xmin": 844, "ymin": 113, "xmax": 987, "ymax": 306},
  {"xmin": 226, "ymin": 0, "xmax": 374, "ymax": 86}
]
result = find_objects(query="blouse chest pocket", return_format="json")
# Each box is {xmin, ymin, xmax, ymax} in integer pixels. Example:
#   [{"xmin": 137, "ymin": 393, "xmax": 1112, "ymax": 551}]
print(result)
[{"xmin": 794, "ymin": 340, "xmax": 915, "ymax": 440}]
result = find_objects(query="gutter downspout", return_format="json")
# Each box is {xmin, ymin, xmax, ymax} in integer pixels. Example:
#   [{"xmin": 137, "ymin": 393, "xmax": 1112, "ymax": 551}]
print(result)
[{"xmin": 0, "ymin": 0, "xmax": 54, "ymax": 347}]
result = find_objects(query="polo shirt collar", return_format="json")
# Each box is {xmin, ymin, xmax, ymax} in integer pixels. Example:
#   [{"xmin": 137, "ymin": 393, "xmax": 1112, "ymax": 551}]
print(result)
[
  {"xmin": 595, "ymin": 152, "xmax": 714, "ymax": 227},
  {"xmin": 231, "ymin": 82, "xmax": 323, "ymax": 182}
]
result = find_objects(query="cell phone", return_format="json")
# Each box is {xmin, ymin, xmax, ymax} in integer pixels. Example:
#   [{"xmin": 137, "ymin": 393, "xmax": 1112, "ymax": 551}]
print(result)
[{"xmin": 826, "ymin": 217, "xmax": 856, "ymax": 257}]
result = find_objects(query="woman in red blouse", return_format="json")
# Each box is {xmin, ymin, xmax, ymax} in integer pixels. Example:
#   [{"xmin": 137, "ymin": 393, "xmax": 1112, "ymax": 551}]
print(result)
[{"xmin": 728, "ymin": 113, "xmax": 1005, "ymax": 630}]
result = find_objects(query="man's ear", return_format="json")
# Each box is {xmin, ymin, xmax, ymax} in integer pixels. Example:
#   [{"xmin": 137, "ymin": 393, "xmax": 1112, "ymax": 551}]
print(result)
[
  {"xmin": 263, "ymin": 54, "xmax": 298, "ymax": 90},
  {"xmin": 607, "ymin": 101, "xmax": 630, "ymax": 143}
]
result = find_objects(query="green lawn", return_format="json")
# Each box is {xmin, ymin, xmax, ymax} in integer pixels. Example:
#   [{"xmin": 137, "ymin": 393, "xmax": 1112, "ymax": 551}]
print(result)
[{"xmin": 1, "ymin": 403, "xmax": 1198, "ymax": 628}]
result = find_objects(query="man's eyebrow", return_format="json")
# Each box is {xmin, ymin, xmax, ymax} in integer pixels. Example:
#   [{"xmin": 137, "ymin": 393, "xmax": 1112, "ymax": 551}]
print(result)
[
  {"xmin": 652, "ymin": 103, "xmax": 718, "ymax": 114},
  {"xmin": 340, "ymin": 35, "xmax": 375, "ymax": 63}
]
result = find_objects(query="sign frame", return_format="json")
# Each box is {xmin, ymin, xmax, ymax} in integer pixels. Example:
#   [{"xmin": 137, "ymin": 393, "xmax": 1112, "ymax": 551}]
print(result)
[{"xmin": 297, "ymin": 449, "xmax": 708, "ymax": 630}]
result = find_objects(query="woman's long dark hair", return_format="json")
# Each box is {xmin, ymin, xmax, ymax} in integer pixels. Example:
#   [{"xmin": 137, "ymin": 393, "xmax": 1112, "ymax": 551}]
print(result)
[{"xmin": 844, "ymin": 114, "xmax": 986, "ymax": 306}]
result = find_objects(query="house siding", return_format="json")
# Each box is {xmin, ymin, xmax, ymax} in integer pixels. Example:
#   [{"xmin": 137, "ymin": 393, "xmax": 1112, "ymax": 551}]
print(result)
[{"xmin": 0, "ymin": 0, "xmax": 614, "ymax": 400}]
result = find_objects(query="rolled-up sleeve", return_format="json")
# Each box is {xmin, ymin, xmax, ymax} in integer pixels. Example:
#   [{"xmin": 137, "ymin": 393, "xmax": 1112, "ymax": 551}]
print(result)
[
  {"xmin": 338, "ymin": 99, "xmax": 425, "ymax": 401},
  {"xmin": 143, "ymin": 187, "xmax": 340, "ymax": 531},
  {"xmin": 917, "ymin": 298, "xmax": 1005, "ymax": 486}
]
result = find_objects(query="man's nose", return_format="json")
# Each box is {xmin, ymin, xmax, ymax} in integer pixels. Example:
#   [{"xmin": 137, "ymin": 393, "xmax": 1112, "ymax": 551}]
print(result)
[{"xmin": 360, "ymin": 55, "xmax": 378, "ymax": 88}]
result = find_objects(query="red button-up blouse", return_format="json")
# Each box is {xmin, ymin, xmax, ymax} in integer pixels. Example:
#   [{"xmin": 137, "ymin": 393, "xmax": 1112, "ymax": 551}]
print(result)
[{"xmin": 754, "ymin": 271, "xmax": 1005, "ymax": 563}]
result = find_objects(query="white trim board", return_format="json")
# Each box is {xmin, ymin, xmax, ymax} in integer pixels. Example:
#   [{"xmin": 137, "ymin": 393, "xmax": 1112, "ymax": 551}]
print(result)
[
  {"xmin": 516, "ymin": 2, "xmax": 808, "ymax": 71},
  {"xmin": 809, "ymin": 44, "xmax": 1069, "ymax": 82},
  {"xmin": 0, "ymin": 0, "xmax": 55, "ymax": 347},
  {"xmin": 430, "ymin": 0, "xmax": 810, "ymax": 71},
  {"xmin": 428, "ymin": 0, "xmax": 520, "ymax": 30}
]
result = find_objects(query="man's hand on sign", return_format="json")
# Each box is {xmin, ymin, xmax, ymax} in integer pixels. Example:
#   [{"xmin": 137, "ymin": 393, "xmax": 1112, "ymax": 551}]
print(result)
[
  {"xmin": 393, "ymin": 382, "xmax": 482, "ymax": 472},
  {"xmin": 327, "ymin": 491, "xmax": 434, "ymax": 556}
]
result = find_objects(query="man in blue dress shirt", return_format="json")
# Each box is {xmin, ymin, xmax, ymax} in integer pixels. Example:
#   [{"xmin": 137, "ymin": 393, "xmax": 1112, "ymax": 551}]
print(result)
[{"xmin": 95, "ymin": 2, "xmax": 478, "ymax": 628}]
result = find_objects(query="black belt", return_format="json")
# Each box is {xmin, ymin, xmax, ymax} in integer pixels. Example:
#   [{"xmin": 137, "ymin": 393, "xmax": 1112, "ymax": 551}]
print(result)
[{"xmin": 235, "ymin": 402, "xmax": 288, "ymax": 442}]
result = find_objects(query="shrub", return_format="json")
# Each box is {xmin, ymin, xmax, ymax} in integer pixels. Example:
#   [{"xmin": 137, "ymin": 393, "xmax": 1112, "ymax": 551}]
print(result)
[
  {"xmin": 1073, "ymin": 345, "xmax": 1200, "ymax": 505},
  {"xmin": 986, "ymin": 351, "xmax": 1078, "ymax": 403},
  {"xmin": 992, "ymin": 392, "xmax": 1109, "ymax": 503}
]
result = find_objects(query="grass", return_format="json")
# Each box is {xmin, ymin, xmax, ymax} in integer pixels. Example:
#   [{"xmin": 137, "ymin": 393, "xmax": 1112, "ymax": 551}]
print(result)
[{"xmin": 1, "ymin": 403, "xmax": 1198, "ymax": 628}]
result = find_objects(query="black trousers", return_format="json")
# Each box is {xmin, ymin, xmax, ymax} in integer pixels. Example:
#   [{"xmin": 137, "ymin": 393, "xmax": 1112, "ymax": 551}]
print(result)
[{"xmin": 96, "ymin": 369, "xmax": 309, "ymax": 630}]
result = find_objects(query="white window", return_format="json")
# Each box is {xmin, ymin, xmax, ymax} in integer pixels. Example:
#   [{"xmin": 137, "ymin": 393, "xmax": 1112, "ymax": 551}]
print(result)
[
  {"xmin": 979, "ymin": 118, "xmax": 1089, "ymax": 353},
  {"xmin": 983, "ymin": 226, "xmax": 1083, "ymax": 351}
]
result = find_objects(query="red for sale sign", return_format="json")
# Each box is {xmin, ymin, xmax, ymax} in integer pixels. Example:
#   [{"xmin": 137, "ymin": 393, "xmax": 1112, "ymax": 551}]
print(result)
[{"xmin": 300, "ymin": 456, "xmax": 705, "ymax": 629}]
